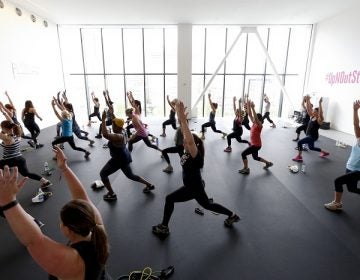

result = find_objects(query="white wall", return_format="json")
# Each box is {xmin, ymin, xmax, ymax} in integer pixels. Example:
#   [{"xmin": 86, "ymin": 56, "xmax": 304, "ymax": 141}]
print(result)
[
  {"xmin": 307, "ymin": 3, "xmax": 360, "ymax": 135},
  {"xmin": 0, "ymin": 0, "xmax": 63, "ymax": 129}
]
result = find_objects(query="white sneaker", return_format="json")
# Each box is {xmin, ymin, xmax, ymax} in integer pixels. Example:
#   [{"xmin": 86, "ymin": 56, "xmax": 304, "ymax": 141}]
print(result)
[
  {"xmin": 32, "ymin": 189, "xmax": 45, "ymax": 203},
  {"xmin": 163, "ymin": 166, "xmax": 174, "ymax": 173},
  {"xmin": 324, "ymin": 201, "xmax": 342, "ymax": 211}
]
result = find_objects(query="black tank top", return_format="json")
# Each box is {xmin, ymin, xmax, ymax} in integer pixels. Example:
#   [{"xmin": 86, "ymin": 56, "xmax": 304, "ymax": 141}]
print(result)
[
  {"xmin": 169, "ymin": 109, "xmax": 176, "ymax": 121},
  {"xmin": 233, "ymin": 118, "xmax": 243, "ymax": 134},
  {"xmin": 306, "ymin": 118, "xmax": 320, "ymax": 140},
  {"xmin": 49, "ymin": 241, "xmax": 107, "ymax": 280},
  {"xmin": 23, "ymin": 111, "xmax": 35, "ymax": 123},
  {"xmin": 108, "ymin": 131, "xmax": 132, "ymax": 164},
  {"xmin": 209, "ymin": 111, "xmax": 215, "ymax": 122}
]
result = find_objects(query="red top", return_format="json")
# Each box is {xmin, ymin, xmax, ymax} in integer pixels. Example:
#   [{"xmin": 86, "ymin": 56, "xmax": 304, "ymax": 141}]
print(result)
[{"xmin": 250, "ymin": 123, "xmax": 262, "ymax": 146}]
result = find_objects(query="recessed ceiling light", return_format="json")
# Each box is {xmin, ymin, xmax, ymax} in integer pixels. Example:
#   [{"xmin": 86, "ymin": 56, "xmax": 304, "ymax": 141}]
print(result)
[
  {"xmin": 0, "ymin": 1, "xmax": 4, "ymax": 9},
  {"xmin": 43, "ymin": 20, "xmax": 48, "ymax": 27},
  {"xmin": 31, "ymin": 14, "xmax": 36, "ymax": 22},
  {"xmin": 15, "ymin": 7, "xmax": 22, "ymax": 16}
]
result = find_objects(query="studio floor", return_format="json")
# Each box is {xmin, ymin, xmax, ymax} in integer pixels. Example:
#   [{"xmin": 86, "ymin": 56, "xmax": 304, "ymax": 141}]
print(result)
[{"xmin": 1, "ymin": 118, "xmax": 360, "ymax": 280}]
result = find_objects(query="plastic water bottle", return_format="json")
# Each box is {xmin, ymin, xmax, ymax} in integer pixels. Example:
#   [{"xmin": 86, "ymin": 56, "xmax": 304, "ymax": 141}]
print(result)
[
  {"xmin": 301, "ymin": 163, "xmax": 306, "ymax": 173},
  {"xmin": 156, "ymin": 137, "xmax": 159, "ymax": 147},
  {"xmin": 44, "ymin": 162, "xmax": 50, "ymax": 173}
]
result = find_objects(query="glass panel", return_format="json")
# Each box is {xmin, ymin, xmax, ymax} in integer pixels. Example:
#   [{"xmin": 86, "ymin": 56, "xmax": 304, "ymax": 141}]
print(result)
[
  {"xmin": 246, "ymin": 28, "xmax": 268, "ymax": 74},
  {"xmin": 192, "ymin": 75, "xmax": 205, "ymax": 117},
  {"xmin": 145, "ymin": 75, "xmax": 164, "ymax": 117},
  {"xmin": 86, "ymin": 75, "xmax": 106, "ymax": 117},
  {"xmin": 244, "ymin": 75, "xmax": 264, "ymax": 111},
  {"xmin": 81, "ymin": 28, "xmax": 103, "ymax": 74},
  {"xmin": 263, "ymin": 76, "xmax": 283, "ymax": 118},
  {"xmin": 165, "ymin": 28, "xmax": 177, "ymax": 73},
  {"xmin": 266, "ymin": 27, "xmax": 290, "ymax": 74},
  {"xmin": 106, "ymin": 75, "xmax": 126, "ymax": 118},
  {"xmin": 102, "ymin": 28, "xmax": 124, "ymax": 74},
  {"xmin": 165, "ymin": 75, "xmax": 177, "ymax": 117},
  {"xmin": 125, "ymin": 75, "xmax": 145, "ymax": 114},
  {"xmin": 192, "ymin": 27, "xmax": 205, "ymax": 74},
  {"xmin": 204, "ymin": 74, "xmax": 224, "ymax": 117},
  {"xmin": 224, "ymin": 75, "xmax": 244, "ymax": 117},
  {"xmin": 144, "ymin": 28, "xmax": 163, "ymax": 73},
  {"xmin": 205, "ymin": 27, "xmax": 226, "ymax": 74},
  {"xmin": 282, "ymin": 75, "xmax": 305, "ymax": 118},
  {"xmin": 123, "ymin": 28, "xmax": 143, "ymax": 73},
  {"xmin": 226, "ymin": 27, "xmax": 246, "ymax": 74},
  {"xmin": 58, "ymin": 27, "xmax": 83, "ymax": 74}
]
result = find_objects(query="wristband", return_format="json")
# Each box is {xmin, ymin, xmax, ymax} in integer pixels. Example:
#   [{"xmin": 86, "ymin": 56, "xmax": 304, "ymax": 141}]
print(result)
[{"xmin": 1, "ymin": 200, "xmax": 18, "ymax": 212}]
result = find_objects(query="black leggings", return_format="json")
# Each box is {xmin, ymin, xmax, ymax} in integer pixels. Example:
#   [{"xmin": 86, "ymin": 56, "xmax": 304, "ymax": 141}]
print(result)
[
  {"xmin": 24, "ymin": 121, "xmax": 40, "ymax": 144},
  {"xmin": 227, "ymin": 131, "xmax": 249, "ymax": 147},
  {"xmin": 52, "ymin": 136, "xmax": 87, "ymax": 153},
  {"xmin": 89, "ymin": 112, "xmax": 101, "ymax": 121},
  {"xmin": 262, "ymin": 112, "xmax": 274, "ymax": 124},
  {"xmin": 0, "ymin": 156, "xmax": 41, "ymax": 181},
  {"xmin": 100, "ymin": 158, "xmax": 142, "ymax": 185},
  {"xmin": 73, "ymin": 129, "xmax": 89, "ymax": 141},
  {"xmin": 296, "ymin": 123, "xmax": 308, "ymax": 135},
  {"xmin": 162, "ymin": 182, "xmax": 232, "ymax": 226},
  {"xmin": 334, "ymin": 169, "xmax": 360, "ymax": 193},
  {"xmin": 201, "ymin": 121, "xmax": 223, "ymax": 134},
  {"xmin": 162, "ymin": 145, "xmax": 184, "ymax": 164},
  {"xmin": 128, "ymin": 135, "xmax": 159, "ymax": 152},
  {"xmin": 297, "ymin": 136, "xmax": 321, "ymax": 152},
  {"xmin": 98, "ymin": 120, "xmax": 112, "ymax": 135},
  {"xmin": 162, "ymin": 119, "xmax": 177, "ymax": 130},
  {"xmin": 126, "ymin": 124, "xmax": 134, "ymax": 137},
  {"xmin": 241, "ymin": 145, "xmax": 262, "ymax": 161}
]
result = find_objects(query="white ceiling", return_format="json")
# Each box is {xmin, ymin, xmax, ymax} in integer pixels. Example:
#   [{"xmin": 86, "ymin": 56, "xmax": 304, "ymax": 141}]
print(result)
[{"xmin": 8, "ymin": 0, "xmax": 360, "ymax": 25}]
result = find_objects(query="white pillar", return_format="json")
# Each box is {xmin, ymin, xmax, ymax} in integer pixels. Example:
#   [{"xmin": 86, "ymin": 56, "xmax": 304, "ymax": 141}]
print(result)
[{"xmin": 177, "ymin": 24, "xmax": 192, "ymax": 113}]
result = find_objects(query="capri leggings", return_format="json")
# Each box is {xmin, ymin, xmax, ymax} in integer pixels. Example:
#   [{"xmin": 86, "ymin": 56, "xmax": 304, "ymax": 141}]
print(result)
[
  {"xmin": 52, "ymin": 136, "xmax": 87, "ymax": 153},
  {"xmin": 227, "ymin": 131, "xmax": 249, "ymax": 147},
  {"xmin": 334, "ymin": 169, "xmax": 360, "ymax": 193},
  {"xmin": 162, "ymin": 119, "xmax": 177, "ymax": 130},
  {"xmin": 201, "ymin": 121, "xmax": 223, "ymax": 134},
  {"xmin": 162, "ymin": 181, "xmax": 232, "ymax": 226},
  {"xmin": 23, "ymin": 121, "xmax": 40, "ymax": 144},
  {"xmin": 296, "ymin": 123, "xmax": 308, "ymax": 135},
  {"xmin": 241, "ymin": 145, "xmax": 262, "ymax": 161},
  {"xmin": 297, "ymin": 136, "xmax": 321, "ymax": 152},
  {"xmin": 0, "ymin": 156, "xmax": 41, "ymax": 181},
  {"xmin": 262, "ymin": 112, "xmax": 274, "ymax": 124},
  {"xmin": 128, "ymin": 135, "xmax": 159, "ymax": 152},
  {"xmin": 162, "ymin": 145, "xmax": 184, "ymax": 164},
  {"xmin": 100, "ymin": 158, "xmax": 142, "ymax": 185}
]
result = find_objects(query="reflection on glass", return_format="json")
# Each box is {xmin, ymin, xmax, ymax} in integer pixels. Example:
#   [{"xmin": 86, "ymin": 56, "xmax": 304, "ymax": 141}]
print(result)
[{"xmin": 282, "ymin": 75, "xmax": 304, "ymax": 118}]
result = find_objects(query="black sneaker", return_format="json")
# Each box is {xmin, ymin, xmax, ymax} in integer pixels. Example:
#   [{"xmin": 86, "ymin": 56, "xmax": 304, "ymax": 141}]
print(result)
[
  {"xmin": 36, "ymin": 144, "xmax": 44, "ymax": 149},
  {"xmin": 238, "ymin": 168, "xmax": 250, "ymax": 175},
  {"xmin": 224, "ymin": 214, "xmax": 240, "ymax": 227},
  {"xmin": 264, "ymin": 162, "xmax": 273, "ymax": 169},
  {"xmin": 195, "ymin": 207, "xmax": 204, "ymax": 215},
  {"xmin": 88, "ymin": 140, "xmax": 95, "ymax": 146},
  {"xmin": 40, "ymin": 181, "xmax": 52, "ymax": 190},
  {"xmin": 152, "ymin": 224, "xmax": 170, "ymax": 237},
  {"xmin": 95, "ymin": 134, "xmax": 102, "ymax": 139},
  {"xmin": 143, "ymin": 184, "xmax": 155, "ymax": 193},
  {"xmin": 27, "ymin": 140, "xmax": 35, "ymax": 148},
  {"xmin": 103, "ymin": 193, "xmax": 117, "ymax": 202},
  {"xmin": 84, "ymin": 151, "xmax": 91, "ymax": 159},
  {"xmin": 33, "ymin": 218, "xmax": 45, "ymax": 229}
]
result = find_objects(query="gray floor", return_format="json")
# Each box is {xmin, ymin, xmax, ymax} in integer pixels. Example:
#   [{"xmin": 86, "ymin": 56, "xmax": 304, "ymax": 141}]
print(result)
[{"xmin": 1, "ymin": 118, "xmax": 360, "ymax": 280}]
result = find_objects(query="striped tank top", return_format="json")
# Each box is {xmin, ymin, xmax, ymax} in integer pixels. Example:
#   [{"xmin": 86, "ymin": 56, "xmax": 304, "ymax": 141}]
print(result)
[{"xmin": 1, "ymin": 137, "xmax": 21, "ymax": 160}]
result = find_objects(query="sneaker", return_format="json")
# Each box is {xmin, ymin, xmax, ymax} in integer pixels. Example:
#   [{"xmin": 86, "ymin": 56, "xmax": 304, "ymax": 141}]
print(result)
[
  {"xmin": 152, "ymin": 224, "xmax": 170, "ymax": 236},
  {"xmin": 160, "ymin": 133, "xmax": 166, "ymax": 137},
  {"xmin": 319, "ymin": 151, "xmax": 330, "ymax": 158},
  {"xmin": 27, "ymin": 140, "xmax": 35, "ymax": 148},
  {"xmin": 102, "ymin": 144, "xmax": 108, "ymax": 149},
  {"xmin": 84, "ymin": 131, "xmax": 89, "ymax": 136},
  {"xmin": 103, "ymin": 193, "xmax": 117, "ymax": 202},
  {"xmin": 238, "ymin": 168, "xmax": 250, "ymax": 174},
  {"xmin": 292, "ymin": 138, "xmax": 299, "ymax": 142},
  {"xmin": 264, "ymin": 162, "xmax": 273, "ymax": 169},
  {"xmin": 95, "ymin": 134, "xmax": 102, "ymax": 139},
  {"xmin": 224, "ymin": 147, "xmax": 232, "ymax": 153},
  {"xmin": 36, "ymin": 143, "xmax": 44, "ymax": 149},
  {"xmin": 84, "ymin": 151, "xmax": 91, "ymax": 159},
  {"xmin": 143, "ymin": 184, "xmax": 155, "ymax": 193},
  {"xmin": 222, "ymin": 133, "xmax": 227, "ymax": 139},
  {"xmin": 324, "ymin": 201, "xmax": 342, "ymax": 211},
  {"xmin": 89, "ymin": 140, "xmax": 95, "ymax": 146},
  {"xmin": 33, "ymin": 218, "xmax": 45, "ymax": 229},
  {"xmin": 40, "ymin": 181, "xmax": 52, "ymax": 190},
  {"xmin": 59, "ymin": 144, "xmax": 65, "ymax": 150},
  {"xmin": 224, "ymin": 214, "xmax": 240, "ymax": 227},
  {"xmin": 32, "ymin": 189, "xmax": 45, "ymax": 203},
  {"xmin": 195, "ymin": 207, "xmax": 204, "ymax": 216},
  {"xmin": 200, "ymin": 135, "xmax": 205, "ymax": 140},
  {"xmin": 292, "ymin": 155, "xmax": 303, "ymax": 162},
  {"xmin": 271, "ymin": 123, "xmax": 276, "ymax": 128},
  {"xmin": 163, "ymin": 166, "xmax": 173, "ymax": 173}
]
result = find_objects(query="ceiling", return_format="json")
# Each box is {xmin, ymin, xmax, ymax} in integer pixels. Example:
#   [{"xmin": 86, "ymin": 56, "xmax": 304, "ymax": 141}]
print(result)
[{"xmin": 8, "ymin": 0, "xmax": 360, "ymax": 25}]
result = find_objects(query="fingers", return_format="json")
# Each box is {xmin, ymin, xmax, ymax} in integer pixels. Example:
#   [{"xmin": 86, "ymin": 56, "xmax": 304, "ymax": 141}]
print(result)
[{"xmin": 17, "ymin": 177, "xmax": 28, "ymax": 189}]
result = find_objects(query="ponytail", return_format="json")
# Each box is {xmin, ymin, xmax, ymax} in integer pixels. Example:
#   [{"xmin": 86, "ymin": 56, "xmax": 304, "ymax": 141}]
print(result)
[{"xmin": 91, "ymin": 225, "xmax": 109, "ymax": 267}]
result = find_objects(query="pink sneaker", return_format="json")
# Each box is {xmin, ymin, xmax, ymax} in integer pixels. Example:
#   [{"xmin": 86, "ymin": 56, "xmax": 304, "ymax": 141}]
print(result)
[
  {"xmin": 292, "ymin": 155, "xmax": 303, "ymax": 162},
  {"xmin": 319, "ymin": 151, "xmax": 330, "ymax": 158}
]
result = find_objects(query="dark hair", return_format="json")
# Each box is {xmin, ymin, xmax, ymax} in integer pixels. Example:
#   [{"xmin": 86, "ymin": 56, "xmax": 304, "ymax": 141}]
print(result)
[
  {"xmin": 192, "ymin": 133, "xmax": 204, "ymax": 168},
  {"xmin": 5, "ymin": 104, "xmax": 15, "ymax": 110},
  {"xmin": 256, "ymin": 113, "xmax": 263, "ymax": 123},
  {"xmin": 212, "ymin": 103, "xmax": 218, "ymax": 109},
  {"xmin": 1, "ymin": 120, "xmax": 21, "ymax": 136},
  {"xmin": 134, "ymin": 100, "xmax": 142, "ymax": 114},
  {"xmin": 125, "ymin": 108, "xmax": 133, "ymax": 116},
  {"xmin": 94, "ymin": 98, "xmax": 99, "ymax": 102},
  {"xmin": 60, "ymin": 199, "xmax": 109, "ymax": 267},
  {"xmin": 64, "ymin": 103, "xmax": 74, "ymax": 113},
  {"xmin": 24, "ymin": 100, "xmax": 33, "ymax": 112},
  {"xmin": 314, "ymin": 107, "xmax": 319, "ymax": 112}
]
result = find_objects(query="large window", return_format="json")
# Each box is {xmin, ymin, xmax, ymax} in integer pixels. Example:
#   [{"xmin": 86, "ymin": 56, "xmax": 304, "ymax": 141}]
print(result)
[
  {"xmin": 192, "ymin": 25, "xmax": 312, "ymax": 118},
  {"xmin": 59, "ymin": 26, "xmax": 177, "ymax": 118}
]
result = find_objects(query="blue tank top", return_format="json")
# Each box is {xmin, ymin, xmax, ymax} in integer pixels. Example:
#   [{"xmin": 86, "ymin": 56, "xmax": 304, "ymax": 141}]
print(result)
[
  {"xmin": 62, "ymin": 119, "xmax": 73, "ymax": 137},
  {"xmin": 346, "ymin": 139, "xmax": 360, "ymax": 171}
]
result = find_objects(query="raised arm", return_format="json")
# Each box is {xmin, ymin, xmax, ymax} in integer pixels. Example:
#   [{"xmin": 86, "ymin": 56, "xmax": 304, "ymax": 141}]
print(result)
[
  {"xmin": 246, "ymin": 100, "xmax": 254, "ymax": 123},
  {"xmin": 317, "ymin": 97, "xmax": 324, "ymax": 125},
  {"xmin": 301, "ymin": 96, "xmax": 307, "ymax": 111},
  {"xmin": 176, "ymin": 101, "xmax": 197, "ymax": 158},
  {"xmin": 53, "ymin": 96, "xmax": 65, "ymax": 111},
  {"xmin": 51, "ymin": 100, "xmax": 63, "ymax": 121},
  {"xmin": 233, "ymin": 96, "xmax": 237, "ymax": 115},
  {"xmin": 208, "ymin": 93, "xmax": 216, "ymax": 112},
  {"xmin": 305, "ymin": 96, "xmax": 314, "ymax": 116},
  {"xmin": 0, "ymin": 102, "xmax": 13, "ymax": 122},
  {"xmin": 166, "ymin": 95, "xmax": 175, "ymax": 111},
  {"xmin": 250, "ymin": 101, "xmax": 262, "ymax": 126},
  {"xmin": 354, "ymin": 100, "xmax": 360, "ymax": 138},
  {"xmin": 101, "ymin": 110, "xmax": 122, "ymax": 143},
  {"xmin": 4, "ymin": 91, "xmax": 15, "ymax": 108}
]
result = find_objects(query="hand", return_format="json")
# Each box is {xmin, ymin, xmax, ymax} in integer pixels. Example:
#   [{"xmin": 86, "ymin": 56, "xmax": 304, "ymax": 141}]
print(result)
[
  {"xmin": 39, "ymin": 117, "xmax": 43, "ymax": 121},
  {"xmin": 53, "ymin": 146, "xmax": 68, "ymax": 171},
  {"xmin": 208, "ymin": 93, "xmax": 211, "ymax": 98},
  {"xmin": 319, "ymin": 97, "xmax": 323, "ymax": 104},
  {"xmin": 233, "ymin": 96, "xmax": 237, "ymax": 102},
  {"xmin": 250, "ymin": 101, "xmax": 255, "ymax": 108},
  {"xmin": 354, "ymin": 100, "xmax": 360, "ymax": 111},
  {"xmin": 102, "ymin": 110, "xmax": 107, "ymax": 120},
  {"xmin": 91, "ymin": 92, "xmax": 94, "ymax": 96},
  {"xmin": 103, "ymin": 90, "xmax": 106, "ymax": 95},
  {"xmin": 175, "ymin": 101, "xmax": 188, "ymax": 122},
  {"xmin": 5, "ymin": 91, "xmax": 8, "ymax": 96},
  {"xmin": 0, "ymin": 166, "xmax": 27, "ymax": 205}
]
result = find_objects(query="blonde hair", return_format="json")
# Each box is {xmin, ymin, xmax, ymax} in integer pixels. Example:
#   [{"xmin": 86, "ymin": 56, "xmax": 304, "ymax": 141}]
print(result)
[{"xmin": 61, "ymin": 110, "xmax": 71, "ymax": 120}]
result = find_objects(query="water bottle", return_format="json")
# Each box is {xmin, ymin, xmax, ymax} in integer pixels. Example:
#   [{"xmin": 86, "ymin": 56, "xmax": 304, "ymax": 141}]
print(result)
[
  {"xmin": 156, "ymin": 137, "xmax": 159, "ymax": 147},
  {"xmin": 301, "ymin": 163, "xmax": 306, "ymax": 173},
  {"xmin": 44, "ymin": 162, "xmax": 50, "ymax": 173}
]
